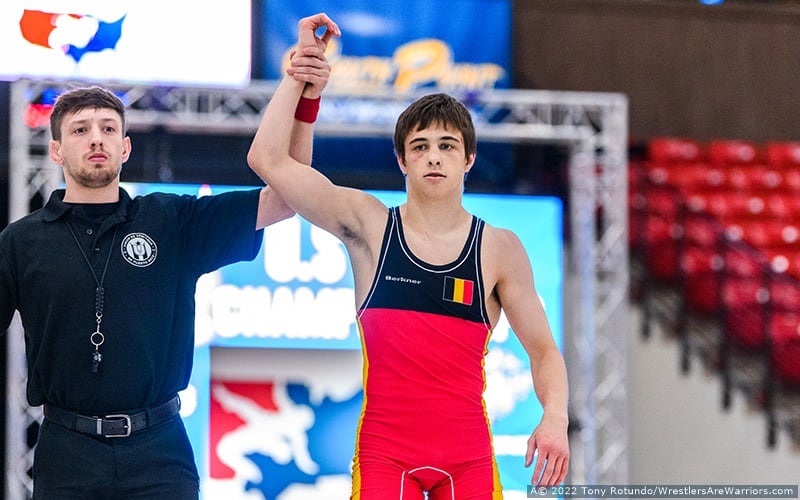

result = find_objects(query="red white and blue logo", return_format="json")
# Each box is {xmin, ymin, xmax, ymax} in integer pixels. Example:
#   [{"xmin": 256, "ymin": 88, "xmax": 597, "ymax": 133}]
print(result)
[
  {"xmin": 208, "ymin": 376, "xmax": 363, "ymax": 498},
  {"xmin": 19, "ymin": 8, "xmax": 126, "ymax": 63}
]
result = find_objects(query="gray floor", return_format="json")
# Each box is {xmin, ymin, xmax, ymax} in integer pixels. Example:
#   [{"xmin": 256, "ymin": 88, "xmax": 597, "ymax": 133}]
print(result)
[{"xmin": 627, "ymin": 304, "xmax": 800, "ymax": 484}]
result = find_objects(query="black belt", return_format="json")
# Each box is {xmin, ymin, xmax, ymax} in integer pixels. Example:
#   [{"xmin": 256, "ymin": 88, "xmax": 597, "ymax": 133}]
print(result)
[{"xmin": 43, "ymin": 395, "xmax": 181, "ymax": 438}]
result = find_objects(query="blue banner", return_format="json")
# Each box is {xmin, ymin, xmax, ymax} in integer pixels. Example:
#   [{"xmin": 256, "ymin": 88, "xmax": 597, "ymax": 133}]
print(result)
[
  {"xmin": 262, "ymin": 0, "xmax": 511, "ymax": 91},
  {"xmin": 123, "ymin": 182, "xmax": 562, "ymax": 498}
]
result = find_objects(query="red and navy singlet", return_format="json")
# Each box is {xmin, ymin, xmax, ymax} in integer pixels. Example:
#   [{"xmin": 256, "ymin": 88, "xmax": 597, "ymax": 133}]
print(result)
[{"xmin": 351, "ymin": 207, "xmax": 503, "ymax": 500}]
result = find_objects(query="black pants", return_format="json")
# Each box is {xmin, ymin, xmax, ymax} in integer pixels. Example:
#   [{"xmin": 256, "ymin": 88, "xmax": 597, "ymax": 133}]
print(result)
[{"xmin": 33, "ymin": 414, "xmax": 199, "ymax": 499}]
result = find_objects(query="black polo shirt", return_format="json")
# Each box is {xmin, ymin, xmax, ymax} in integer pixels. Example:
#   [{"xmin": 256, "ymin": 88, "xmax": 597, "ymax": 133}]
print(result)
[{"xmin": 0, "ymin": 187, "xmax": 263, "ymax": 413}]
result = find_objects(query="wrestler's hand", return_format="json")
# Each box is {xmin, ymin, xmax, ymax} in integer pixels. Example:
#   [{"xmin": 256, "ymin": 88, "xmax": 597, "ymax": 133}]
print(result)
[
  {"xmin": 525, "ymin": 414, "xmax": 569, "ymax": 487},
  {"xmin": 297, "ymin": 12, "xmax": 339, "ymax": 51},
  {"xmin": 288, "ymin": 13, "xmax": 340, "ymax": 99}
]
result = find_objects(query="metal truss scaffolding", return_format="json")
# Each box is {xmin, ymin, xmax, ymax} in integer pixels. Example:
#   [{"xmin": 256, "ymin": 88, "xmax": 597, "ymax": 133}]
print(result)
[{"xmin": 6, "ymin": 79, "xmax": 629, "ymax": 499}]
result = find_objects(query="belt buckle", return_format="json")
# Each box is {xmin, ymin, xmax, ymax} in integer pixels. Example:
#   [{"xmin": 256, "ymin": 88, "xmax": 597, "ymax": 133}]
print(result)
[{"xmin": 102, "ymin": 414, "xmax": 132, "ymax": 438}]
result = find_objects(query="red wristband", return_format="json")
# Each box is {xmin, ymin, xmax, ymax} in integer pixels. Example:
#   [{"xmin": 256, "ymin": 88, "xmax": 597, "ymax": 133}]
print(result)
[{"xmin": 294, "ymin": 96, "xmax": 321, "ymax": 123}]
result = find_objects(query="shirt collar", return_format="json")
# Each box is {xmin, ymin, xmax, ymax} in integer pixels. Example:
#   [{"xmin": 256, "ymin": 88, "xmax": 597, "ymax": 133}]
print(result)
[{"xmin": 42, "ymin": 188, "xmax": 133, "ymax": 223}]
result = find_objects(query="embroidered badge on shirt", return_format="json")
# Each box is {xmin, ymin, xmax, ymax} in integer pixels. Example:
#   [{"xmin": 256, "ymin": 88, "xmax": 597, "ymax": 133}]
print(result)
[
  {"xmin": 121, "ymin": 232, "xmax": 157, "ymax": 267},
  {"xmin": 443, "ymin": 276, "xmax": 474, "ymax": 306}
]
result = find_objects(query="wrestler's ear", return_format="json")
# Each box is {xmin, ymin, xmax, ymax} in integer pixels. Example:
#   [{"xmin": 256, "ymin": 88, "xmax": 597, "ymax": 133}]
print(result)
[
  {"xmin": 396, "ymin": 154, "xmax": 408, "ymax": 176},
  {"xmin": 121, "ymin": 136, "xmax": 132, "ymax": 163},
  {"xmin": 465, "ymin": 152, "xmax": 476, "ymax": 173},
  {"xmin": 49, "ymin": 140, "xmax": 64, "ymax": 166}
]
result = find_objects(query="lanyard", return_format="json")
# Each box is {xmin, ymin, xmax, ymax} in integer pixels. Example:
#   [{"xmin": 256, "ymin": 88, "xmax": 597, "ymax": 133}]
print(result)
[{"xmin": 64, "ymin": 220, "xmax": 120, "ymax": 374}]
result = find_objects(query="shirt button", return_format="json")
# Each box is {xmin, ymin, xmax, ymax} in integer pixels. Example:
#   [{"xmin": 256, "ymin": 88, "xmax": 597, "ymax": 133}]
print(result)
[{"xmin": 86, "ymin": 229, "xmax": 93, "ymax": 235}]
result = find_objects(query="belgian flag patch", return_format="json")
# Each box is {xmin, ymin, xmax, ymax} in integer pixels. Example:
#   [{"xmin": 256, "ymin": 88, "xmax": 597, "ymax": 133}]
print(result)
[{"xmin": 443, "ymin": 276, "xmax": 474, "ymax": 306}]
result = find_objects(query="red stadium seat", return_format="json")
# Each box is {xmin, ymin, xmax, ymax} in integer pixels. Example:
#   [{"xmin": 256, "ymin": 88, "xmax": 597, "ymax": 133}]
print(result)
[
  {"xmin": 648, "ymin": 137, "xmax": 704, "ymax": 164},
  {"xmin": 724, "ymin": 220, "xmax": 800, "ymax": 251},
  {"xmin": 766, "ymin": 249, "xmax": 800, "ymax": 282},
  {"xmin": 628, "ymin": 160, "xmax": 649, "ymax": 249},
  {"xmin": 632, "ymin": 156, "xmax": 694, "ymax": 340},
  {"xmin": 769, "ymin": 312, "xmax": 800, "ymax": 386},
  {"xmin": 689, "ymin": 191, "xmax": 791, "ymax": 222},
  {"xmin": 767, "ymin": 272, "xmax": 800, "ymax": 314},
  {"xmin": 637, "ymin": 135, "xmax": 800, "ymax": 449},
  {"xmin": 762, "ymin": 192, "xmax": 800, "ymax": 219},
  {"xmin": 643, "ymin": 216, "xmax": 682, "ymax": 282},
  {"xmin": 681, "ymin": 246, "xmax": 722, "ymax": 314},
  {"xmin": 645, "ymin": 162, "xmax": 729, "ymax": 195},
  {"xmin": 722, "ymin": 277, "xmax": 768, "ymax": 350},
  {"xmin": 724, "ymin": 165, "xmax": 789, "ymax": 193},
  {"xmin": 687, "ymin": 192, "xmax": 755, "ymax": 220},
  {"xmin": 765, "ymin": 141, "xmax": 800, "ymax": 169},
  {"xmin": 634, "ymin": 184, "xmax": 685, "ymax": 282},
  {"xmin": 680, "ymin": 213, "xmax": 724, "ymax": 314},
  {"xmin": 716, "ymin": 240, "xmax": 771, "ymax": 411},
  {"xmin": 673, "ymin": 210, "xmax": 725, "ymax": 371},
  {"xmin": 781, "ymin": 169, "xmax": 800, "ymax": 192},
  {"xmin": 763, "ymin": 279, "xmax": 800, "ymax": 448},
  {"xmin": 708, "ymin": 139, "xmax": 762, "ymax": 165}
]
